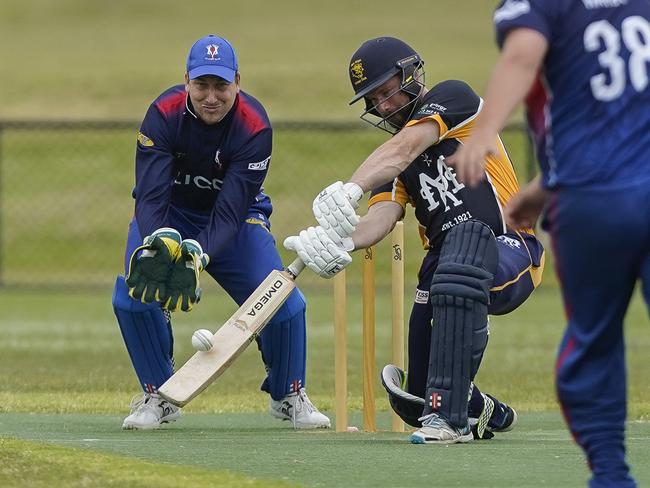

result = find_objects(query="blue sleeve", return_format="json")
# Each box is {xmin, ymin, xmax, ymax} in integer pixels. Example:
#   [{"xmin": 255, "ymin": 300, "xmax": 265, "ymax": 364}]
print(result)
[
  {"xmin": 134, "ymin": 103, "xmax": 174, "ymax": 239},
  {"xmin": 195, "ymin": 127, "xmax": 273, "ymax": 258},
  {"xmin": 493, "ymin": 0, "xmax": 556, "ymax": 47}
]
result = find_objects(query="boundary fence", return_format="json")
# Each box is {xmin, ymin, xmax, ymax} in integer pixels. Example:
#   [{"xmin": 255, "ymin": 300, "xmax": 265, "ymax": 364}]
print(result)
[{"xmin": 0, "ymin": 120, "xmax": 534, "ymax": 289}]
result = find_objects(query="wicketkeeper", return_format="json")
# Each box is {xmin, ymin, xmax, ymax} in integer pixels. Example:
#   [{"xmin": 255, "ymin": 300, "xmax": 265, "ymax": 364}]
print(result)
[
  {"xmin": 285, "ymin": 37, "xmax": 545, "ymax": 443},
  {"xmin": 112, "ymin": 34, "xmax": 329, "ymax": 430}
]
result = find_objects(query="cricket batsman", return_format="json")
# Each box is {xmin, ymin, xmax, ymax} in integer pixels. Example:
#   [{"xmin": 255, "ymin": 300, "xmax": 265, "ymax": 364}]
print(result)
[{"xmin": 285, "ymin": 37, "xmax": 545, "ymax": 443}]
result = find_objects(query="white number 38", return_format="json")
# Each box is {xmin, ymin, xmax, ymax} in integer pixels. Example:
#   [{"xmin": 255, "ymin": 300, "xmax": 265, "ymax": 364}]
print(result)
[{"xmin": 584, "ymin": 15, "xmax": 650, "ymax": 101}]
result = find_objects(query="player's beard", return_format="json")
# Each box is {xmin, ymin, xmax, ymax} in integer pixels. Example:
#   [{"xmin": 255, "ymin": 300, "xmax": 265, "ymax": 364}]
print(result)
[{"xmin": 385, "ymin": 102, "xmax": 415, "ymax": 131}]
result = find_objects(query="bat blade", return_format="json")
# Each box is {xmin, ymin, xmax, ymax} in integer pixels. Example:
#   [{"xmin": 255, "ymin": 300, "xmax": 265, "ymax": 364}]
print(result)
[{"xmin": 158, "ymin": 259, "xmax": 304, "ymax": 407}]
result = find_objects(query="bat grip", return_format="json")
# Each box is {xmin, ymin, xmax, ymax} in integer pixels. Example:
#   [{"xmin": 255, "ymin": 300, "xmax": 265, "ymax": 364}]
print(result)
[{"xmin": 285, "ymin": 258, "xmax": 306, "ymax": 279}]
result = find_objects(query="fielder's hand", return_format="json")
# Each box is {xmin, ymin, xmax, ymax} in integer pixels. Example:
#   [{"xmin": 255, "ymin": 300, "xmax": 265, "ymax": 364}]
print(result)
[
  {"xmin": 284, "ymin": 226, "xmax": 352, "ymax": 279},
  {"xmin": 504, "ymin": 175, "xmax": 547, "ymax": 230},
  {"xmin": 164, "ymin": 239, "xmax": 210, "ymax": 312},
  {"xmin": 312, "ymin": 181, "xmax": 363, "ymax": 246},
  {"xmin": 126, "ymin": 228, "xmax": 182, "ymax": 304}
]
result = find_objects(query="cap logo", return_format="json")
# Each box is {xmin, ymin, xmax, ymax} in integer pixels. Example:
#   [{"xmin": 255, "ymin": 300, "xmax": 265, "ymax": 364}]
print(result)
[
  {"xmin": 350, "ymin": 59, "xmax": 367, "ymax": 86},
  {"xmin": 205, "ymin": 44, "xmax": 220, "ymax": 60}
]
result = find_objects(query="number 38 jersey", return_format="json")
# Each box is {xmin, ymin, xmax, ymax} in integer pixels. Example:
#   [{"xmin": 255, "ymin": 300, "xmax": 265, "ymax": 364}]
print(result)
[
  {"xmin": 494, "ymin": 0, "xmax": 650, "ymax": 190},
  {"xmin": 369, "ymin": 80, "xmax": 527, "ymax": 252}
]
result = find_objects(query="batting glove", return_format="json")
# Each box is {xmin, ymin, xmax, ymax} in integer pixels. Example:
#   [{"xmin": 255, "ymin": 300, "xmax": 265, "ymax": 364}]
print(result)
[
  {"xmin": 126, "ymin": 227, "xmax": 182, "ymax": 304},
  {"xmin": 312, "ymin": 181, "xmax": 363, "ymax": 246},
  {"xmin": 164, "ymin": 239, "xmax": 210, "ymax": 312},
  {"xmin": 284, "ymin": 226, "xmax": 352, "ymax": 279}
]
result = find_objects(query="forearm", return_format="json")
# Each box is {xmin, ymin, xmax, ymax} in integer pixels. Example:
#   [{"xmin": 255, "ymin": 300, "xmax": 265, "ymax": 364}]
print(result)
[
  {"xmin": 135, "ymin": 200, "xmax": 170, "ymax": 238},
  {"xmin": 351, "ymin": 202, "xmax": 403, "ymax": 250},
  {"xmin": 473, "ymin": 29, "xmax": 547, "ymax": 138},
  {"xmin": 349, "ymin": 138, "xmax": 413, "ymax": 193},
  {"xmin": 134, "ymin": 146, "xmax": 175, "ymax": 237},
  {"xmin": 522, "ymin": 174, "xmax": 548, "ymax": 205},
  {"xmin": 350, "ymin": 121, "xmax": 439, "ymax": 192}
]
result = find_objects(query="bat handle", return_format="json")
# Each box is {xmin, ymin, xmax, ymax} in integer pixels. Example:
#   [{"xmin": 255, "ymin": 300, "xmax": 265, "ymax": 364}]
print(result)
[{"xmin": 285, "ymin": 257, "xmax": 306, "ymax": 280}]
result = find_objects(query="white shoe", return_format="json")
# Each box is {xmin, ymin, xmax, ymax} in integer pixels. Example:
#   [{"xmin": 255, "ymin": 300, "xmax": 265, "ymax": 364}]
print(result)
[
  {"xmin": 269, "ymin": 388, "xmax": 331, "ymax": 429},
  {"xmin": 410, "ymin": 412, "xmax": 473, "ymax": 444},
  {"xmin": 122, "ymin": 393, "xmax": 181, "ymax": 430}
]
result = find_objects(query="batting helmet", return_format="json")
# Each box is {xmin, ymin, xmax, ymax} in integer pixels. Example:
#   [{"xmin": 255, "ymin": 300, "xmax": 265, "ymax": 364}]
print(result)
[{"xmin": 348, "ymin": 37, "xmax": 425, "ymax": 132}]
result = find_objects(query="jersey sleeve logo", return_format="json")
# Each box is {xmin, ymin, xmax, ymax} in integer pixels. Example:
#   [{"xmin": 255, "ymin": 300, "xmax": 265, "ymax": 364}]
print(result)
[
  {"xmin": 248, "ymin": 156, "xmax": 270, "ymax": 170},
  {"xmin": 137, "ymin": 132, "xmax": 155, "ymax": 147},
  {"xmin": 494, "ymin": 0, "xmax": 531, "ymax": 24},
  {"xmin": 417, "ymin": 102, "xmax": 447, "ymax": 117}
]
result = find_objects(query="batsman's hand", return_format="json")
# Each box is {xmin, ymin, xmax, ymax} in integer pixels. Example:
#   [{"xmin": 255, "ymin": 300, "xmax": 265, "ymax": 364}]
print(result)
[
  {"xmin": 312, "ymin": 181, "xmax": 363, "ymax": 246},
  {"xmin": 164, "ymin": 239, "xmax": 210, "ymax": 312},
  {"xmin": 126, "ymin": 228, "xmax": 182, "ymax": 304},
  {"xmin": 284, "ymin": 226, "xmax": 352, "ymax": 279}
]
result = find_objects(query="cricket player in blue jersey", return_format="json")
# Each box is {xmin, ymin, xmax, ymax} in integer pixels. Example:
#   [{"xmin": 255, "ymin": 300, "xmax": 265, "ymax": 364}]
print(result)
[
  {"xmin": 448, "ymin": 1, "xmax": 650, "ymax": 486},
  {"xmin": 111, "ymin": 34, "xmax": 330, "ymax": 430},
  {"xmin": 285, "ymin": 37, "xmax": 545, "ymax": 443}
]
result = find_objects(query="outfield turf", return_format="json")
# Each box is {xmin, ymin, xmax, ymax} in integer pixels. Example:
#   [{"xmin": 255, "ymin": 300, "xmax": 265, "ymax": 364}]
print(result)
[
  {"xmin": 1, "ymin": 288, "xmax": 650, "ymax": 486},
  {"xmin": 2, "ymin": 1, "xmax": 650, "ymax": 486},
  {"xmin": 2, "ymin": 412, "xmax": 650, "ymax": 487},
  {"xmin": 1, "ymin": 0, "xmax": 500, "ymax": 121}
]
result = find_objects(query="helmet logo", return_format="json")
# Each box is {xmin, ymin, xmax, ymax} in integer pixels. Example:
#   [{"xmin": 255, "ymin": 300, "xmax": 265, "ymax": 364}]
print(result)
[{"xmin": 350, "ymin": 59, "xmax": 367, "ymax": 86}]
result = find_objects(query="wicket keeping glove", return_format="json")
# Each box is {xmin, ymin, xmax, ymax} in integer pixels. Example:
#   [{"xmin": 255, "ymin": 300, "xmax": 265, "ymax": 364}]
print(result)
[
  {"xmin": 312, "ymin": 181, "xmax": 363, "ymax": 247},
  {"xmin": 126, "ymin": 227, "xmax": 182, "ymax": 304},
  {"xmin": 164, "ymin": 239, "xmax": 210, "ymax": 312},
  {"xmin": 283, "ymin": 226, "xmax": 352, "ymax": 279}
]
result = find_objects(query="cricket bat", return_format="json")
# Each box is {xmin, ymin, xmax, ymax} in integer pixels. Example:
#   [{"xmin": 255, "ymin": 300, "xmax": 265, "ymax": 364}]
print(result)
[{"xmin": 158, "ymin": 258, "xmax": 305, "ymax": 407}]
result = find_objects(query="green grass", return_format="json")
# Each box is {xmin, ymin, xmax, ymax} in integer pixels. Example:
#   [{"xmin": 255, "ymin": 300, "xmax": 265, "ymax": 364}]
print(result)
[
  {"xmin": 0, "ymin": 0, "xmax": 534, "ymax": 289},
  {"xmin": 0, "ymin": 124, "xmax": 533, "ymax": 288},
  {"xmin": 0, "ymin": 437, "xmax": 297, "ymax": 488},
  {"xmin": 2, "ymin": 284, "xmax": 649, "ymax": 486},
  {"xmin": 0, "ymin": 285, "xmax": 648, "ymax": 417},
  {"xmin": 0, "ymin": 0, "xmax": 500, "ymax": 121},
  {"xmin": 1, "ymin": 1, "xmax": 649, "ymax": 486},
  {"xmin": 3, "ymin": 411, "xmax": 650, "ymax": 487}
]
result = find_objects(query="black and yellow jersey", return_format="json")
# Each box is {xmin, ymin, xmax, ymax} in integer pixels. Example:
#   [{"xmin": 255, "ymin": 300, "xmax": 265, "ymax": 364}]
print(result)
[{"xmin": 369, "ymin": 80, "xmax": 532, "ymax": 252}]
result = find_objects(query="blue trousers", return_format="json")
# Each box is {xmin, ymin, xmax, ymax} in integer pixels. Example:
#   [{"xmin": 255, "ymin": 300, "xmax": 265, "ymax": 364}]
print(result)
[
  {"xmin": 546, "ymin": 184, "xmax": 650, "ymax": 488},
  {"xmin": 113, "ymin": 206, "xmax": 307, "ymax": 401}
]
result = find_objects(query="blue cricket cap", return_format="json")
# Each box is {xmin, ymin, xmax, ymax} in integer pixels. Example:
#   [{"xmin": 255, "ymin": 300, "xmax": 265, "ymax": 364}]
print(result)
[{"xmin": 186, "ymin": 35, "xmax": 238, "ymax": 82}]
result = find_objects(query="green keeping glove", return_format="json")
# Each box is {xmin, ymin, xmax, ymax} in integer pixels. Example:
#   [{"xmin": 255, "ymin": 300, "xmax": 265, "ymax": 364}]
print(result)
[
  {"xmin": 126, "ymin": 227, "xmax": 182, "ymax": 304},
  {"xmin": 163, "ymin": 239, "xmax": 210, "ymax": 312}
]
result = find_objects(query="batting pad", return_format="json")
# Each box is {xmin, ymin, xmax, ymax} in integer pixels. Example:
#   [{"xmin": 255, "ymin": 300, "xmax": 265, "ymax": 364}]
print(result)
[
  {"xmin": 258, "ymin": 288, "xmax": 307, "ymax": 400},
  {"xmin": 112, "ymin": 276, "xmax": 174, "ymax": 392},
  {"xmin": 425, "ymin": 221, "xmax": 497, "ymax": 427}
]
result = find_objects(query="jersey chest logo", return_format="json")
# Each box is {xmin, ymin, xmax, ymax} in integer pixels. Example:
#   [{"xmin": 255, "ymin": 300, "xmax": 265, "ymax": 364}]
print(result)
[{"xmin": 418, "ymin": 155, "xmax": 465, "ymax": 212}]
